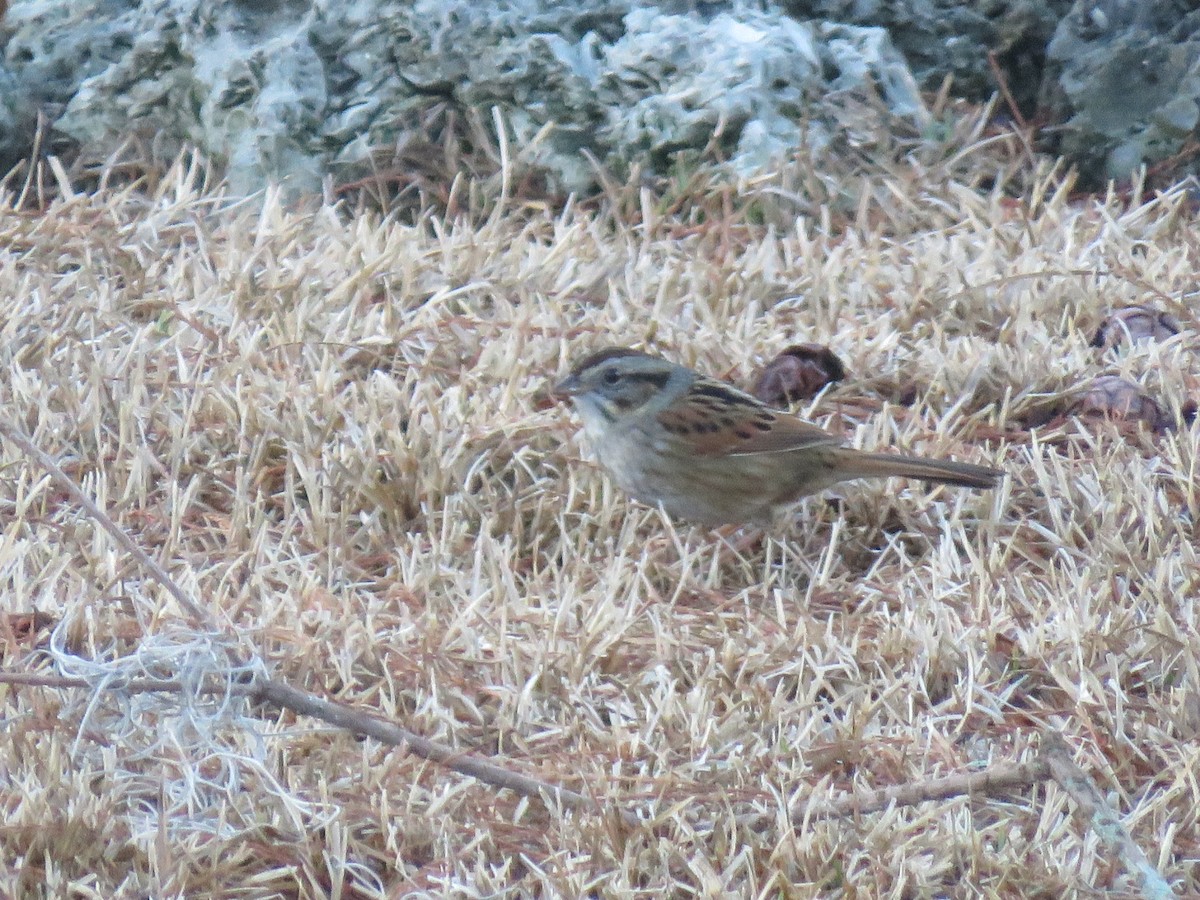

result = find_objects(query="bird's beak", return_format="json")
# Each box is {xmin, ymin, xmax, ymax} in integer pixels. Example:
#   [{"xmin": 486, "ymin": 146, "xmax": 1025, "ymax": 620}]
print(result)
[{"xmin": 550, "ymin": 373, "xmax": 581, "ymax": 400}]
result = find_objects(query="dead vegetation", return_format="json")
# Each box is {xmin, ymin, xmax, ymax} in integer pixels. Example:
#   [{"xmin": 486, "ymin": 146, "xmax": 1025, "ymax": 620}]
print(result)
[{"xmin": 0, "ymin": 115, "xmax": 1198, "ymax": 897}]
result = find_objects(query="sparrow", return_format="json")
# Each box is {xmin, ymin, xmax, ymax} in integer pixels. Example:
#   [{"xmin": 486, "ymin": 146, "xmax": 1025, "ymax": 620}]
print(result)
[{"xmin": 551, "ymin": 347, "xmax": 1003, "ymax": 524}]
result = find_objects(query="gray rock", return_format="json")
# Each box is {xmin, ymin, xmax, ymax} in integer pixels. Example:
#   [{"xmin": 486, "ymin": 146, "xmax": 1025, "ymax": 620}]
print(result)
[
  {"xmin": 782, "ymin": 0, "xmax": 1072, "ymax": 112},
  {"xmin": 1, "ymin": 0, "xmax": 930, "ymax": 194},
  {"xmin": 55, "ymin": 1, "xmax": 332, "ymax": 194},
  {"xmin": 1042, "ymin": 0, "xmax": 1200, "ymax": 184},
  {"xmin": 0, "ymin": 62, "xmax": 38, "ymax": 171},
  {"xmin": 2, "ymin": 0, "xmax": 140, "ymax": 110},
  {"xmin": 1, "ymin": 0, "xmax": 142, "ymax": 168}
]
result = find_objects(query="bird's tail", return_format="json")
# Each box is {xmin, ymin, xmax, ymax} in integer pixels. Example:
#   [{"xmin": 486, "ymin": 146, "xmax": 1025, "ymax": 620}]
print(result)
[{"xmin": 833, "ymin": 449, "xmax": 1003, "ymax": 490}]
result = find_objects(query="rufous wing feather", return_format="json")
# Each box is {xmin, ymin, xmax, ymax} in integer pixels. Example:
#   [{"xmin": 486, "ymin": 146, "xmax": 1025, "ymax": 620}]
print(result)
[{"xmin": 655, "ymin": 378, "xmax": 843, "ymax": 458}]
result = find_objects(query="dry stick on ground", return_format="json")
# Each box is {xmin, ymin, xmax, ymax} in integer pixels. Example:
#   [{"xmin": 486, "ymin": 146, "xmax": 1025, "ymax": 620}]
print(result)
[
  {"xmin": 803, "ymin": 734, "xmax": 1173, "ymax": 898},
  {"xmin": 0, "ymin": 669, "xmax": 1049, "ymax": 824},
  {"xmin": 813, "ymin": 758, "xmax": 1049, "ymax": 819},
  {"xmin": 2, "ymin": 423, "xmax": 215, "ymax": 629},
  {"xmin": 0, "ymin": 672, "xmax": 623, "ymax": 823},
  {"xmin": 1, "ymin": 667, "xmax": 1178, "ymax": 898},
  {"xmin": 722, "ymin": 759, "xmax": 1050, "ymax": 834}
]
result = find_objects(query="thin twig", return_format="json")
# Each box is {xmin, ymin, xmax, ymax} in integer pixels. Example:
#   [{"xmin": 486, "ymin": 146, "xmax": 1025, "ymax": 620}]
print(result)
[
  {"xmin": 2, "ymin": 671, "xmax": 1053, "ymax": 832},
  {"xmin": 710, "ymin": 763, "xmax": 1051, "ymax": 840},
  {"xmin": 720, "ymin": 756, "xmax": 1050, "ymax": 835},
  {"xmin": 813, "ymin": 758, "xmax": 1049, "ymax": 818},
  {"xmin": 0, "ymin": 672, "xmax": 1054, "ymax": 832},
  {"xmin": 0, "ymin": 670, "xmax": 640, "ymax": 825},
  {"xmin": 0, "ymin": 672, "xmax": 196, "ymax": 692},
  {"xmin": 1042, "ymin": 732, "xmax": 1175, "ymax": 900},
  {"xmin": 258, "ymin": 678, "xmax": 640, "ymax": 826},
  {"xmin": 985, "ymin": 50, "xmax": 1028, "ymax": 131},
  {"xmin": 0, "ymin": 421, "xmax": 216, "ymax": 629}
]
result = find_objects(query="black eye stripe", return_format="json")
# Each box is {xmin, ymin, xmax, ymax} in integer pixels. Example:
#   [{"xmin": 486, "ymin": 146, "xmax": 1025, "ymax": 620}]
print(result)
[{"xmin": 625, "ymin": 371, "xmax": 671, "ymax": 389}]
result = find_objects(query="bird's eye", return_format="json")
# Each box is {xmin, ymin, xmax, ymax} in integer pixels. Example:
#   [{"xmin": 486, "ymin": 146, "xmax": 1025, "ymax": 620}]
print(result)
[{"xmin": 602, "ymin": 368, "xmax": 621, "ymax": 385}]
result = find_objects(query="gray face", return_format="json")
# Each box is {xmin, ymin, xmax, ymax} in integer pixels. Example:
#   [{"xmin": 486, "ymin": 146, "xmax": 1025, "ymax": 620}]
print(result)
[
  {"xmin": 554, "ymin": 349, "xmax": 675, "ymax": 423},
  {"xmin": 575, "ymin": 362, "xmax": 671, "ymax": 421}
]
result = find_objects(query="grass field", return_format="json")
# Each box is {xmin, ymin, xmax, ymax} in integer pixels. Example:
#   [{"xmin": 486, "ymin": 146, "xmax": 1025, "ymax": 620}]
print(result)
[{"xmin": 0, "ymin": 126, "xmax": 1198, "ymax": 897}]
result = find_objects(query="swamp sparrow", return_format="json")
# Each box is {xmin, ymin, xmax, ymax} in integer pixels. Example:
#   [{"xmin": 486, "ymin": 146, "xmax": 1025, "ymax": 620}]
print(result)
[{"xmin": 552, "ymin": 347, "xmax": 1003, "ymax": 524}]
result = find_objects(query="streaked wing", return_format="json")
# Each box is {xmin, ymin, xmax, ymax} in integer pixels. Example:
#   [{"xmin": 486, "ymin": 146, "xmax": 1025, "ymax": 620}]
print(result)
[{"xmin": 655, "ymin": 376, "xmax": 843, "ymax": 458}]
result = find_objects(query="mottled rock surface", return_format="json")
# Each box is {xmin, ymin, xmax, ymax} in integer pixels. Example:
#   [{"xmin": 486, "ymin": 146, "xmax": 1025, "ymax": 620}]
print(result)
[
  {"xmin": 784, "ymin": 0, "xmax": 1073, "ymax": 113},
  {"xmin": 1041, "ymin": 0, "xmax": 1200, "ymax": 185},
  {"xmin": 0, "ymin": 0, "xmax": 923, "ymax": 192},
  {"xmin": 1, "ymin": 0, "xmax": 1197, "ymax": 192}
]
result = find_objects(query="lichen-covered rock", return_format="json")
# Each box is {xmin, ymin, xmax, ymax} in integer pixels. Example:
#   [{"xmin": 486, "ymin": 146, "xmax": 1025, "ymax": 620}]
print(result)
[
  {"xmin": 53, "ymin": 1, "xmax": 333, "ymax": 194},
  {"xmin": 2, "ymin": 0, "xmax": 141, "ymax": 110},
  {"xmin": 0, "ymin": 61, "xmax": 38, "ymax": 170},
  {"xmin": 0, "ymin": 0, "xmax": 143, "ymax": 167},
  {"xmin": 1041, "ymin": 0, "xmax": 1200, "ymax": 184},
  {"xmin": 1, "ymin": 0, "xmax": 928, "ymax": 195},
  {"xmin": 783, "ymin": 0, "xmax": 1073, "ymax": 114}
]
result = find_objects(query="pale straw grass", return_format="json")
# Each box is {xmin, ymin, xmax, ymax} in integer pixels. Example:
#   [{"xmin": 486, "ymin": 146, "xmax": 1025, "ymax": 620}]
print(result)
[{"xmin": 0, "ymin": 124, "xmax": 1197, "ymax": 897}]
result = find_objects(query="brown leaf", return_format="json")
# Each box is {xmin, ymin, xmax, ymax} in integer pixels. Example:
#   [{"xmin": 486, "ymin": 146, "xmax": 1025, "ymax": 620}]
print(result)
[
  {"xmin": 752, "ymin": 343, "xmax": 847, "ymax": 406},
  {"xmin": 1068, "ymin": 375, "xmax": 1171, "ymax": 432},
  {"xmin": 0, "ymin": 612, "xmax": 56, "ymax": 648},
  {"xmin": 1090, "ymin": 305, "xmax": 1181, "ymax": 349}
]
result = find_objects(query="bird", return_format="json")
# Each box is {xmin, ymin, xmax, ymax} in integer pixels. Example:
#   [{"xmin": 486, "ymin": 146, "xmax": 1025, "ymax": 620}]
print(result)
[{"xmin": 551, "ymin": 347, "xmax": 1003, "ymax": 525}]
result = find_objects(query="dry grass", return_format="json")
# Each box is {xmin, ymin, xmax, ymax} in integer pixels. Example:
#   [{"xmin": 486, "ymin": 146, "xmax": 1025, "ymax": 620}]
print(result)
[{"xmin": 0, "ymin": 133, "xmax": 1198, "ymax": 898}]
